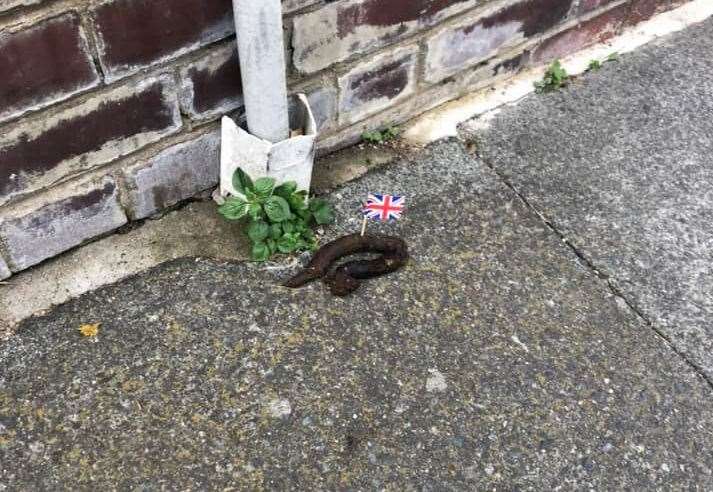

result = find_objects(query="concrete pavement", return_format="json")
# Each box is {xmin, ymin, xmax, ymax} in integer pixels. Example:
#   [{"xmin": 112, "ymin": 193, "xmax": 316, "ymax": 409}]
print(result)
[
  {"xmin": 475, "ymin": 15, "xmax": 713, "ymax": 381},
  {"xmin": 2, "ymin": 16, "xmax": 713, "ymax": 489}
]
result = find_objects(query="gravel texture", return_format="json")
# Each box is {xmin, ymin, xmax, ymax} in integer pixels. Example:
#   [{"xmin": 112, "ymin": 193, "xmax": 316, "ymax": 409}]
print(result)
[
  {"xmin": 475, "ymin": 18, "xmax": 713, "ymax": 379},
  {"xmin": 2, "ymin": 140, "xmax": 713, "ymax": 489}
]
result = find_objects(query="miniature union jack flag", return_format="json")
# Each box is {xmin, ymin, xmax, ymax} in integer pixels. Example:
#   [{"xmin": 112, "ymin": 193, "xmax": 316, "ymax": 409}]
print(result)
[{"xmin": 362, "ymin": 193, "xmax": 405, "ymax": 222}]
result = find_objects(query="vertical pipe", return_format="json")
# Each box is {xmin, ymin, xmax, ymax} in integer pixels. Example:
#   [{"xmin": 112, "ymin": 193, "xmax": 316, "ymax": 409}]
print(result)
[{"xmin": 232, "ymin": 0, "xmax": 290, "ymax": 143}]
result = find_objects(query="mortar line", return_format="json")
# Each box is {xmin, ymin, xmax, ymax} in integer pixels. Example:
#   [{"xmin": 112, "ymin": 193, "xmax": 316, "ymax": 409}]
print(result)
[{"xmin": 477, "ymin": 151, "xmax": 713, "ymax": 391}]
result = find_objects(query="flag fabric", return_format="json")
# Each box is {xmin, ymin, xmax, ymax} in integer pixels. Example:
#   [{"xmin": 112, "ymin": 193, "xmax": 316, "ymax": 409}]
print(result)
[{"xmin": 362, "ymin": 193, "xmax": 405, "ymax": 222}]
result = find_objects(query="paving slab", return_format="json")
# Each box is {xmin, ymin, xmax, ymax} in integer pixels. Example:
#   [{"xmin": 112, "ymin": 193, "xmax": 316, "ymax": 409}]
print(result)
[
  {"xmin": 1, "ymin": 141, "xmax": 713, "ymax": 489},
  {"xmin": 475, "ymin": 18, "xmax": 713, "ymax": 379}
]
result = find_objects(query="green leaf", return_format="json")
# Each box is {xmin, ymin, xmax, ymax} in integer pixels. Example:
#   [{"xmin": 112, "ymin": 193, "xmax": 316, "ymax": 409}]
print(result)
[
  {"xmin": 384, "ymin": 126, "xmax": 400, "ymax": 139},
  {"xmin": 248, "ymin": 202, "xmax": 263, "ymax": 221},
  {"xmin": 362, "ymin": 126, "xmax": 399, "ymax": 145},
  {"xmin": 301, "ymin": 228, "xmax": 315, "ymax": 241},
  {"xmin": 295, "ymin": 238, "xmax": 310, "ymax": 251},
  {"xmin": 277, "ymin": 233, "xmax": 299, "ymax": 253},
  {"xmin": 217, "ymin": 197, "xmax": 248, "ymax": 221},
  {"xmin": 282, "ymin": 220, "xmax": 296, "ymax": 234},
  {"xmin": 245, "ymin": 188, "xmax": 261, "ymax": 203},
  {"xmin": 313, "ymin": 207, "xmax": 334, "ymax": 225},
  {"xmin": 297, "ymin": 208, "xmax": 313, "ymax": 222},
  {"xmin": 309, "ymin": 198, "xmax": 335, "ymax": 225},
  {"xmin": 535, "ymin": 60, "xmax": 569, "ymax": 93},
  {"xmin": 247, "ymin": 220, "xmax": 269, "ymax": 242},
  {"xmin": 232, "ymin": 168, "xmax": 254, "ymax": 195},
  {"xmin": 309, "ymin": 197, "xmax": 326, "ymax": 212},
  {"xmin": 294, "ymin": 219, "xmax": 308, "ymax": 233},
  {"xmin": 274, "ymin": 181, "xmax": 298, "ymax": 200},
  {"xmin": 287, "ymin": 191, "xmax": 308, "ymax": 212},
  {"xmin": 266, "ymin": 238, "xmax": 277, "ymax": 254},
  {"xmin": 253, "ymin": 177, "xmax": 276, "ymax": 198},
  {"xmin": 362, "ymin": 130, "xmax": 383, "ymax": 144},
  {"xmin": 251, "ymin": 241, "xmax": 270, "ymax": 262},
  {"xmin": 264, "ymin": 196, "xmax": 291, "ymax": 222},
  {"xmin": 270, "ymin": 223, "xmax": 282, "ymax": 240}
]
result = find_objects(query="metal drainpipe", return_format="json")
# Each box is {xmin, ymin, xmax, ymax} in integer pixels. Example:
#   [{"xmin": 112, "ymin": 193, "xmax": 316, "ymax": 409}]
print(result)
[{"xmin": 232, "ymin": 0, "xmax": 290, "ymax": 144}]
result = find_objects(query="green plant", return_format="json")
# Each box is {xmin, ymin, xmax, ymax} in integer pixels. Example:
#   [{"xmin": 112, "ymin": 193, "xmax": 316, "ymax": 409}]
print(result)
[
  {"xmin": 534, "ymin": 60, "xmax": 569, "ymax": 93},
  {"xmin": 588, "ymin": 52, "xmax": 620, "ymax": 72},
  {"xmin": 587, "ymin": 59, "xmax": 602, "ymax": 71},
  {"xmin": 218, "ymin": 168, "xmax": 335, "ymax": 261},
  {"xmin": 362, "ymin": 126, "xmax": 400, "ymax": 144}
]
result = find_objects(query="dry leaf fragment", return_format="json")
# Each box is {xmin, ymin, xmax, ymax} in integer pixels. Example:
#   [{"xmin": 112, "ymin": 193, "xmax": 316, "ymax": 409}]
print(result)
[{"xmin": 79, "ymin": 323, "xmax": 100, "ymax": 337}]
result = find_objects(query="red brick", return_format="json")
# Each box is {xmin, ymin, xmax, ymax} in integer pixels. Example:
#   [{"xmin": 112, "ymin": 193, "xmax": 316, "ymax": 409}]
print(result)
[
  {"xmin": 0, "ymin": 14, "xmax": 99, "ymax": 124},
  {"xmin": 92, "ymin": 0, "xmax": 233, "ymax": 81},
  {"xmin": 0, "ymin": 76, "xmax": 181, "ymax": 205},
  {"xmin": 338, "ymin": 46, "xmax": 418, "ymax": 125},
  {"xmin": 179, "ymin": 43, "xmax": 338, "ymax": 130},
  {"xmin": 625, "ymin": 0, "xmax": 675, "ymax": 26},
  {"xmin": 293, "ymin": 0, "xmax": 478, "ymax": 73},
  {"xmin": 532, "ymin": 4, "xmax": 628, "ymax": 64},
  {"xmin": 180, "ymin": 44, "xmax": 242, "ymax": 120},
  {"xmin": 425, "ymin": 0, "xmax": 573, "ymax": 82}
]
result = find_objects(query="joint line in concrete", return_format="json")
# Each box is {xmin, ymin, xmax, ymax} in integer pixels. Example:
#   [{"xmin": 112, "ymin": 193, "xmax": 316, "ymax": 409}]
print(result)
[{"xmin": 477, "ymin": 150, "xmax": 713, "ymax": 391}]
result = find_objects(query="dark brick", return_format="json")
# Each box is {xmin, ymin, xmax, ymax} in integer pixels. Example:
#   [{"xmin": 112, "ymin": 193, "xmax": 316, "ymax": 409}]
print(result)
[
  {"xmin": 338, "ymin": 0, "xmax": 473, "ymax": 36},
  {"xmin": 493, "ymin": 52, "xmax": 528, "ymax": 76},
  {"xmin": 532, "ymin": 4, "xmax": 628, "ymax": 63},
  {"xmin": 293, "ymin": 0, "xmax": 477, "ymax": 73},
  {"xmin": 180, "ymin": 45, "xmax": 242, "ymax": 119},
  {"xmin": 0, "ymin": 0, "xmax": 43, "ymax": 13},
  {"xmin": 0, "ymin": 176, "xmax": 127, "ymax": 272},
  {"xmin": 339, "ymin": 46, "xmax": 418, "ymax": 125},
  {"xmin": 478, "ymin": 0, "xmax": 574, "ymax": 37},
  {"xmin": 625, "ymin": 0, "xmax": 674, "ymax": 25},
  {"xmin": 350, "ymin": 60, "xmax": 410, "ymax": 102},
  {"xmin": 92, "ymin": 0, "xmax": 233, "ymax": 80},
  {"xmin": 425, "ymin": 0, "xmax": 573, "ymax": 82},
  {"xmin": 180, "ymin": 45, "xmax": 338, "ymax": 130},
  {"xmin": 0, "ymin": 76, "xmax": 181, "ymax": 204},
  {"xmin": 579, "ymin": 0, "xmax": 618, "ymax": 14},
  {"xmin": 0, "ymin": 14, "xmax": 99, "ymax": 123}
]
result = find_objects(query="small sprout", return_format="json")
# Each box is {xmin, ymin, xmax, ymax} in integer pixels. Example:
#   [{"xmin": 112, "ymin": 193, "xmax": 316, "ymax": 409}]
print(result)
[
  {"xmin": 362, "ymin": 130, "xmax": 384, "ymax": 144},
  {"xmin": 383, "ymin": 126, "xmax": 400, "ymax": 140},
  {"xmin": 586, "ymin": 53, "xmax": 619, "ymax": 73},
  {"xmin": 534, "ymin": 60, "xmax": 569, "ymax": 93},
  {"xmin": 79, "ymin": 323, "xmax": 100, "ymax": 337},
  {"xmin": 361, "ymin": 126, "xmax": 400, "ymax": 145}
]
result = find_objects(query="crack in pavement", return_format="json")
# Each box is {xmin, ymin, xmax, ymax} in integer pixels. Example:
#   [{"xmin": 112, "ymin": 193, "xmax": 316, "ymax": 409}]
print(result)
[{"xmin": 478, "ymin": 150, "xmax": 713, "ymax": 391}]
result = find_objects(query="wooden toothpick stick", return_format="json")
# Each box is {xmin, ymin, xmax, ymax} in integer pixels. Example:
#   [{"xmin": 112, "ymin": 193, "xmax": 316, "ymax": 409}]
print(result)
[{"xmin": 360, "ymin": 217, "xmax": 368, "ymax": 237}]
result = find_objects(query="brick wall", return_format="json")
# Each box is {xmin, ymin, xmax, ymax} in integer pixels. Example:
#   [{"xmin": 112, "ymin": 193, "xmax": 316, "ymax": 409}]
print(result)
[{"xmin": 0, "ymin": 0, "xmax": 686, "ymax": 279}]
